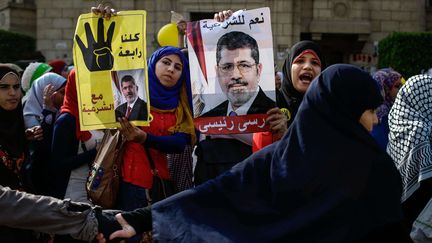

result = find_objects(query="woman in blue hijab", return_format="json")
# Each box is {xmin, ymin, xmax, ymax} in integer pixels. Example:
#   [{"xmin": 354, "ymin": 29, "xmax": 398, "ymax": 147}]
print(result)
[
  {"xmin": 116, "ymin": 46, "xmax": 196, "ymax": 218},
  {"xmin": 103, "ymin": 64, "xmax": 408, "ymax": 243}
]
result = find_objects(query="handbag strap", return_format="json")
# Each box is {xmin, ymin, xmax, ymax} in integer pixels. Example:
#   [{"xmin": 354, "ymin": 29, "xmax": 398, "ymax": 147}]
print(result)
[
  {"xmin": 144, "ymin": 147, "xmax": 160, "ymax": 206},
  {"xmin": 144, "ymin": 147, "xmax": 158, "ymax": 174}
]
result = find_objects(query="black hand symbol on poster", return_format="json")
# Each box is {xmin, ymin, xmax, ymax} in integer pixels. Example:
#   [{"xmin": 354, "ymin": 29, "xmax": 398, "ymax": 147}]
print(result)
[{"xmin": 75, "ymin": 18, "xmax": 115, "ymax": 71}]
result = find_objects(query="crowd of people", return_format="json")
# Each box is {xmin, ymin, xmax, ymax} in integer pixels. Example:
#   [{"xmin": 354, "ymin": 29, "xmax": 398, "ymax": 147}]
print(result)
[{"xmin": 0, "ymin": 5, "xmax": 431, "ymax": 243}]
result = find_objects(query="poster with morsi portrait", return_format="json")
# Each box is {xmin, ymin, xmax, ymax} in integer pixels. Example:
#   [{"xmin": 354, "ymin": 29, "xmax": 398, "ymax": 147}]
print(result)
[
  {"xmin": 73, "ymin": 10, "xmax": 150, "ymax": 131},
  {"xmin": 187, "ymin": 7, "xmax": 276, "ymax": 135}
]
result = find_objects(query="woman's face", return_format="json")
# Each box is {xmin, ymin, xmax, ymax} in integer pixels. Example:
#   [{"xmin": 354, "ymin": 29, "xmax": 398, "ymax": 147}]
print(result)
[
  {"xmin": 51, "ymin": 86, "xmax": 66, "ymax": 110},
  {"xmin": 155, "ymin": 54, "xmax": 183, "ymax": 88},
  {"xmin": 0, "ymin": 73, "xmax": 21, "ymax": 110},
  {"xmin": 291, "ymin": 52, "xmax": 321, "ymax": 94},
  {"xmin": 359, "ymin": 109, "xmax": 378, "ymax": 132},
  {"xmin": 275, "ymin": 73, "xmax": 282, "ymax": 90},
  {"xmin": 389, "ymin": 78, "xmax": 402, "ymax": 101}
]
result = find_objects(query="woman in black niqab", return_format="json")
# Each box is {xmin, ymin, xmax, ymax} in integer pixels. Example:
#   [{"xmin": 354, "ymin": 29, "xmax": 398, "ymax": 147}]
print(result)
[{"xmin": 122, "ymin": 64, "xmax": 409, "ymax": 243}]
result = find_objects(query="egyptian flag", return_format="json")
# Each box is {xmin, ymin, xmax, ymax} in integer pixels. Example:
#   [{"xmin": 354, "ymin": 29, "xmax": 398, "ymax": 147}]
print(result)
[{"xmin": 187, "ymin": 21, "xmax": 208, "ymax": 84}]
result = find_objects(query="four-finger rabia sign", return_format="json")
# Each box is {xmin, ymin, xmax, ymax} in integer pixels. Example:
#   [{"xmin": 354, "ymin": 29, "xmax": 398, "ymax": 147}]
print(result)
[{"xmin": 73, "ymin": 11, "xmax": 149, "ymax": 130}]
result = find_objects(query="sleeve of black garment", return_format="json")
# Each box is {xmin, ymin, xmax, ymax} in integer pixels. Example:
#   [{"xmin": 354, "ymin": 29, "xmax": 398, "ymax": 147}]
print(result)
[
  {"xmin": 36, "ymin": 109, "xmax": 56, "ymax": 152},
  {"xmin": 121, "ymin": 205, "xmax": 152, "ymax": 234},
  {"xmin": 50, "ymin": 113, "xmax": 97, "ymax": 172},
  {"xmin": 358, "ymin": 221, "xmax": 412, "ymax": 243}
]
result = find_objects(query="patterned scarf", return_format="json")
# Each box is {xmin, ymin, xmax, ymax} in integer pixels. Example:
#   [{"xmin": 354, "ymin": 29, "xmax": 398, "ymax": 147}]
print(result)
[
  {"xmin": 387, "ymin": 74, "xmax": 432, "ymax": 201},
  {"xmin": 373, "ymin": 68, "xmax": 402, "ymax": 122}
]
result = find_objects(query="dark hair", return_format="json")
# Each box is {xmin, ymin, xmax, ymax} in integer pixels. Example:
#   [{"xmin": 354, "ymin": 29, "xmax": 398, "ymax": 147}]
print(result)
[
  {"xmin": 216, "ymin": 31, "xmax": 259, "ymax": 64},
  {"xmin": 121, "ymin": 75, "xmax": 136, "ymax": 86}
]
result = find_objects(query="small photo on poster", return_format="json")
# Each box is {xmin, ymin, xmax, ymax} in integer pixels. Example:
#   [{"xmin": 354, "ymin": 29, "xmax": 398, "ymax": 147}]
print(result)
[{"xmin": 111, "ymin": 68, "xmax": 149, "ymax": 122}]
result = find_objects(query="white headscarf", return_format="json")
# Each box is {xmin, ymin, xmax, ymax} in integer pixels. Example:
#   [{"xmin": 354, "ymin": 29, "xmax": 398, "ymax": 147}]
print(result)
[
  {"xmin": 387, "ymin": 74, "xmax": 432, "ymax": 202},
  {"xmin": 23, "ymin": 72, "xmax": 66, "ymax": 128},
  {"xmin": 276, "ymin": 71, "xmax": 283, "ymax": 81}
]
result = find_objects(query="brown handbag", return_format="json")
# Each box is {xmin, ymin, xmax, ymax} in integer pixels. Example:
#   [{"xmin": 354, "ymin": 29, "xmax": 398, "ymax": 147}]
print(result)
[{"xmin": 86, "ymin": 129, "xmax": 124, "ymax": 208}]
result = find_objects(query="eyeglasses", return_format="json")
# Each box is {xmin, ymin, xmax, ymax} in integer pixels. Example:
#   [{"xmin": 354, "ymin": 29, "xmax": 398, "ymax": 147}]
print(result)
[{"xmin": 217, "ymin": 63, "xmax": 257, "ymax": 75}]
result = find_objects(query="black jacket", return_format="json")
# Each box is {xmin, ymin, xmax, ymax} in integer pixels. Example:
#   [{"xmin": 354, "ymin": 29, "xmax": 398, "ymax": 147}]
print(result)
[
  {"xmin": 115, "ymin": 97, "xmax": 148, "ymax": 121},
  {"xmin": 201, "ymin": 88, "xmax": 275, "ymax": 117}
]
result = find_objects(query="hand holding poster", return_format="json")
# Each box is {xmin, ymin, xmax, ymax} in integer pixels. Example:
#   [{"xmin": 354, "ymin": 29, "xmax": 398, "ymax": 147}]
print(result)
[
  {"xmin": 187, "ymin": 8, "xmax": 276, "ymax": 134},
  {"xmin": 73, "ymin": 11, "xmax": 149, "ymax": 131}
]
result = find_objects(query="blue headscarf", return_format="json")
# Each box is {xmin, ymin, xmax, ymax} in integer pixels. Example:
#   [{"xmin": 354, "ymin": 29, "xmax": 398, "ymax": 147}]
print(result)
[
  {"xmin": 152, "ymin": 65, "xmax": 405, "ymax": 242},
  {"xmin": 147, "ymin": 46, "xmax": 192, "ymax": 110}
]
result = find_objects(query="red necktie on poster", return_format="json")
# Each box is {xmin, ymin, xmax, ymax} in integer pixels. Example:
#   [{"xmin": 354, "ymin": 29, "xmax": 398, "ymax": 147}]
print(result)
[{"xmin": 126, "ymin": 106, "xmax": 132, "ymax": 118}]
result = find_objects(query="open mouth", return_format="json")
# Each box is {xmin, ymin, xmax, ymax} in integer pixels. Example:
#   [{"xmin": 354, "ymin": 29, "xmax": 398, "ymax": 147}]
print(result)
[{"xmin": 299, "ymin": 73, "xmax": 313, "ymax": 82}]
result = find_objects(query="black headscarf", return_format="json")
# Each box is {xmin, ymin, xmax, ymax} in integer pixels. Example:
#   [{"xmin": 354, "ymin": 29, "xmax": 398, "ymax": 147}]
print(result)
[
  {"xmin": 152, "ymin": 64, "xmax": 406, "ymax": 242},
  {"xmin": 279, "ymin": 40, "xmax": 326, "ymax": 120},
  {"xmin": 0, "ymin": 65, "xmax": 26, "ymax": 157}
]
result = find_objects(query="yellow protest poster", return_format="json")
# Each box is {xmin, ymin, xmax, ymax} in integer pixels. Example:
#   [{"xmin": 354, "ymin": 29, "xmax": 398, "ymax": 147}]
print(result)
[{"xmin": 73, "ymin": 10, "xmax": 149, "ymax": 131}]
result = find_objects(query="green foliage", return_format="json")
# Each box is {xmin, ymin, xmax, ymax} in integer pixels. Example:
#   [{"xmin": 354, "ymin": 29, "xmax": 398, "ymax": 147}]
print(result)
[
  {"xmin": 0, "ymin": 29, "xmax": 36, "ymax": 63},
  {"xmin": 378, "ymin": 32, "xmax": 432, "ymax": 79}
]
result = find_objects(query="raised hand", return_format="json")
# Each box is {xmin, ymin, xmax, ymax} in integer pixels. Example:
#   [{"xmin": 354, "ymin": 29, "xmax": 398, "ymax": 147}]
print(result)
[
  {"xmin": 214, "ymin": 9, "xmax": 233, "ymax": 22},
  {"xmin": 43, "ymin": 83, "xmax": 55, "ymax": 110},
  {"xmin": 266, "ymin": 107, "xmax": 288, "ymax": 140},
  {"xmin": 75, "ymin": 18, "xmax": 115, "ymax": 71},
  {"xmin": 177, "ymin": 20, "xmax": 187, "ymax": 36},
  {"xmin": 91, "ymin": 3, "xmax": 117, "ymax": 20}
]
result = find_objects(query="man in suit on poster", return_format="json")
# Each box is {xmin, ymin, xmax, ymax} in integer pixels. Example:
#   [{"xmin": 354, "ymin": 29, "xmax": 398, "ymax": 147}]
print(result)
[
  {"xmin": 115, "ymin": 75, "xmax": 148, "ymax": 121},
  {"xmin": 201, "ymin": 31, "xmax": 275, "ymax": 117}
]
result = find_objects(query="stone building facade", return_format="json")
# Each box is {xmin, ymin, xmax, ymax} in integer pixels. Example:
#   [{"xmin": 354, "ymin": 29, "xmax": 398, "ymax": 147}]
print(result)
[
  {"xmin": 0, "ymin": 0, "xmax": 430, "ymax": 70},
  {"xmin": 0, "ymin": 0, "xmax": 35, "ymax": 37}
]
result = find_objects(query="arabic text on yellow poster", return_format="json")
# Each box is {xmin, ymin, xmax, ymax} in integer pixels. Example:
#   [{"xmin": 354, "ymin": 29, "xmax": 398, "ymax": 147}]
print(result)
[{"xmin": 73, "ymin": 10, "xmax": 149, "ymax": 131}]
